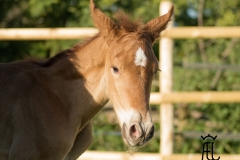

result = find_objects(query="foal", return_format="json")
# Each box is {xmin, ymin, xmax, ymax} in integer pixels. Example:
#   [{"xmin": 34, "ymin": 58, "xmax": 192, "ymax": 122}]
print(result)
[{"xmin": 0, "ymin": 0, "xmax": 173, "ymax": 159}]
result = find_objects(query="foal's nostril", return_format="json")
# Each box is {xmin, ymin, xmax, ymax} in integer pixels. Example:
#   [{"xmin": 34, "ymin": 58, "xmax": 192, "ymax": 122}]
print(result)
[
  {"xmin": 146, "ymin": 126, "xmax": 154, "ymax": 141},
  {"xmin": 129, "ymin": 124, "xmax": 141, "ymax": 139}
]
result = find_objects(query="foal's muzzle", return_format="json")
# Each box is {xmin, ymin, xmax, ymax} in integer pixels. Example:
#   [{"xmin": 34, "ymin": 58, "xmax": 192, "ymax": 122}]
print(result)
[{"xmin": 122, "ymin": 123, "xmax": 154, "ymax": 146}]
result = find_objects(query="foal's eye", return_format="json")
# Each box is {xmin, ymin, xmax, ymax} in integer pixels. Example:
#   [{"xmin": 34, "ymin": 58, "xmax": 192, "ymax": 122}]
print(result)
[{"xmin": 112, "ymin": 66, "xmax": 119, "ymax": 73}]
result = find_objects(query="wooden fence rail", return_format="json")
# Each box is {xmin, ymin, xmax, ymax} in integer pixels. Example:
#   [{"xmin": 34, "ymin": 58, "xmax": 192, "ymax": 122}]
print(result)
[
  {"xmin": 0, "ymin": 27, "xmax": 240, "ymax": 40},
  {"xmin": 150, "ymin": 92, "xmax": 240, "ymax": 104},
  {"xmin": 0, "ymin": 28, "xmax": 98, "ymax": 40},
  {"xmin": 79, "ymin": 151, "xmax": 240, "ymax": 160},
  {"xmin": 161, "ymin": 27, "xmax": 240, "ymax": 39}
]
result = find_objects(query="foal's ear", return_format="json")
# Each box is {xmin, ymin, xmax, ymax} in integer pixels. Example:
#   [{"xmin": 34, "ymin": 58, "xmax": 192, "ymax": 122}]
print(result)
[
  {"xmin": 144, "ymin": 5, "xmax": 174, "ymax": 42},
  {"xmin": 90, "ymin": 0, "xmax": 119, "ymax": 38}
]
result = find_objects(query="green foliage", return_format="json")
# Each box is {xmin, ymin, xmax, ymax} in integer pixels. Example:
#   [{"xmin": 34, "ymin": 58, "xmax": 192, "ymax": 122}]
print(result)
[{"xmin": 1, "ymin": 0, "xmax": 240, "ymax": 154}]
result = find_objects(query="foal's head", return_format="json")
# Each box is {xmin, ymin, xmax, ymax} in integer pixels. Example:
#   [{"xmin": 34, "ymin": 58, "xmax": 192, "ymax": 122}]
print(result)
[{"xmin": 90, "ymin": 0, "xmax": 173, "ymax": 147}]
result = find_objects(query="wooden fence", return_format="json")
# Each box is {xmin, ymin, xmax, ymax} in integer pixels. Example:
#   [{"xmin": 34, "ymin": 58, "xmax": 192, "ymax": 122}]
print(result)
[
  {"xmin": 1, "ymin": 1, "xmax": 240, "ymax": 159},
  {"xmin": 1, "ymin": 27, "xmax": 240, "ymax": 40}
]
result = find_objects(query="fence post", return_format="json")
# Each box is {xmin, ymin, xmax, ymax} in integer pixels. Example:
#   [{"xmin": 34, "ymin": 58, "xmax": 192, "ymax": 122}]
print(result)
[{"xmin": 159, "ymin": 0, "xmax": 174, "ymax": 155}]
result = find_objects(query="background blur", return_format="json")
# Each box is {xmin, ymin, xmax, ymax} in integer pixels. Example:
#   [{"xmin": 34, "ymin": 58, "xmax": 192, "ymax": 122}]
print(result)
[{"xmin": 1, "ymin": 0, "xmax": 240, "ymax": 154}]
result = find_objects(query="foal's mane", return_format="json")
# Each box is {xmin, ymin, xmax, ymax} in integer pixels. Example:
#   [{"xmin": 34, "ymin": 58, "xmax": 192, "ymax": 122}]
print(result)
[{"xmin": 25, "ymin": 49, "xmax": 74, "ymax": 67}]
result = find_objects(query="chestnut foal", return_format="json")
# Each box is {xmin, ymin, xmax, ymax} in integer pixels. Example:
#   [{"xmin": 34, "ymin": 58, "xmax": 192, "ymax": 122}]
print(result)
[{"xmin": 0, "ymin": 0, "xmax": 173, "ymax": 159}]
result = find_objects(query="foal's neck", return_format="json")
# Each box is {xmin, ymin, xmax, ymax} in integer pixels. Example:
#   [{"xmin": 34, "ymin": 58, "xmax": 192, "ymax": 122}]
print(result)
[{"xmin": 74, "ymin": 36, "xmax": 109, "ymax": 107}]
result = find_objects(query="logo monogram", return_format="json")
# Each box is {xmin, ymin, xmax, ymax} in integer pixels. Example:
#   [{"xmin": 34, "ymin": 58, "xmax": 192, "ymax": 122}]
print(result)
[{"xmin": 201, "ymin": 134, "xmax": 220, "ymax": 160}]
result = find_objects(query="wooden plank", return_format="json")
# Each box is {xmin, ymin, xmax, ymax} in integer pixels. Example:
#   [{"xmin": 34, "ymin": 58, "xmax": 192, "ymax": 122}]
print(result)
[
  {"xmin": 159, "ymin": 0, "xmax": 174, "ymax": 156},
  {"xmin": 103, "ymin": 92, "xmax": 240, "ymax": 108},
  {"xmin": 163, "ymin": 154, "xmax": 240, "ymax": 160},
  {"xmin": 79, "ymin": 151, "xmax": 240, "ymax": 160},
  {"xmin": 161, "ymin": 27, "xmax": 240, "ymax": 39},
  {"xmin": 0, "ymin": 27, "xmax": 240, "ymax": 40},
  {"xmin": 150, "ymin": 92, "xmax": 240, "ymax": 104},
  {"xmin": 104, "ymin": 91, "xmax": 240, "ymax": 108},
  {"xmin": 79, "ymin": 151, "xmax": 161, "ymax": 160},
  {"xmin": 0, "ymin": 28, "xmax": 98, "ymax": 40}
]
